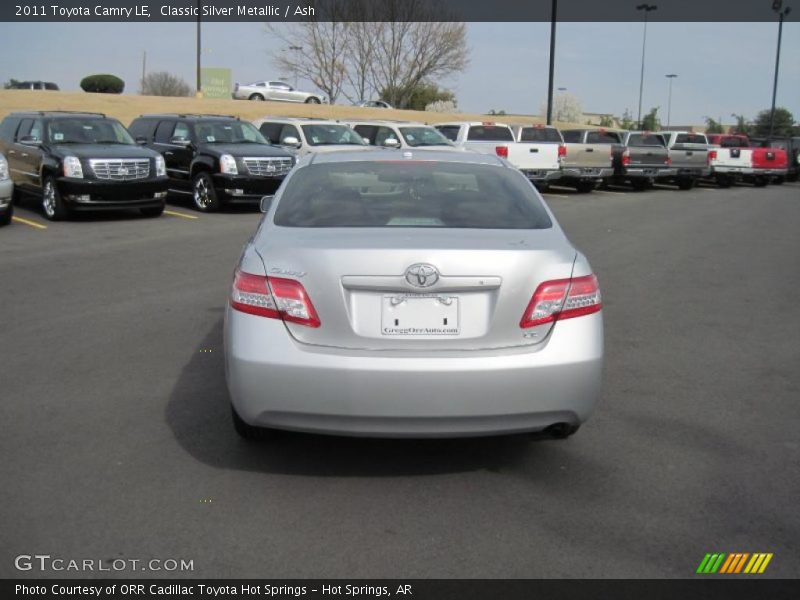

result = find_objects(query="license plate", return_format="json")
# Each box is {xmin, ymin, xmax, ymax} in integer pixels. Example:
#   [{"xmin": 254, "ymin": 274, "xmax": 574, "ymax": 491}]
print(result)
[
  {"xmin": 582, "ymin": 168, "xmax": 598, "ymax": 175},
  {"xmin": 644, "ymin": 169, "xmax": 656, "ymax": 176},
  {"xmin": 381, "ymin": 294, "xmax": 460, "ymax": 336}
]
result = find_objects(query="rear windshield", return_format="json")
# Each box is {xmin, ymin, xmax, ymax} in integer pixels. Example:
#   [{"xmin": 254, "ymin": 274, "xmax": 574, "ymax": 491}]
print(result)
[
  {"xmin": 466, "ymin": 125, "xmax": 514, "ymax": 142},
  {"xmin": 518, "ymin": 127, "xmax": 562, "ymax": 143},
  {"xmin": 435, "ymin": 126, "xmax": 460, "ymax": 141},
  {"xmin": 273, "ymin": 161, "xmax": 553, "ymax": 230},
  {"xmin": 628, "ymin": 134, "xmax": 665, "ymax": 147},
  {"xmin": 675, "ymin": 134, "xmax": 707, "ymax": 144},
  {"xmin": 586, "ymin": 131, "xmax": 621, "ymax": 144},
  {"xmin": 720, "ymin": 137, "xmax": 748, "ymax": 148}
]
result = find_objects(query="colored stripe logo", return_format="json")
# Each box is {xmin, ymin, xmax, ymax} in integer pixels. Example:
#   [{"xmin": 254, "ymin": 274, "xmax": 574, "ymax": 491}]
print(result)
[{"xmin": 696, "ymin": 553, "xmax": 773, "ymax": 574}]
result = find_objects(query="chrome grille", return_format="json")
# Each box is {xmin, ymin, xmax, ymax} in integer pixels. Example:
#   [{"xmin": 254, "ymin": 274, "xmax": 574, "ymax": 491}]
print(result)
[
  {"xmin": 243, "ymin": 157, "xmax": 293, "ymax": 177},
  {"xmin": 90, "ymin": 159, "xmax": 150, "ymax": 181}
]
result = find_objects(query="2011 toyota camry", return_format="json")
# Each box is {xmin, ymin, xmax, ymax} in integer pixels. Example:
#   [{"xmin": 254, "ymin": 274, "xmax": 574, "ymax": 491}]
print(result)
[{"xmin": 224, "ymin": 150, "xmax": 603, "ymax": 439}]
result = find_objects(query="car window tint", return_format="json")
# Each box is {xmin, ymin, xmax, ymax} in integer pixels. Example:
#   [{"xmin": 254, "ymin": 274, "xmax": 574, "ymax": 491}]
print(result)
[
  {"xmin": 279, "ymin": 124, "xmax": 300, "ymax": 143},
  {"xmin": 354, "ymin": 125, "xmax": 378, "ymax": 144},
  {"xmin": 435, "ymin": 126, "xmax": 460, "ymax": 141},
  {"xmin": 399, "ymin": 127, "xmax": 451, "ymax": 147},
  {"xmin": 561, "ymin": 130, "xmax": 581, "ymax": 142},
  {"xmin": 466, "ymin": 126, "xmax": 514, "ymax": 142},
  {"xmin": 675, "ymin": 134, "xmax": 707, "ymax": 144},
  {"xmin": 154, "ymin": 121, "xmax": 175, "ymax": 143},
  {"xmin": 628, "ymin": 134, "xmax": 664, "ymax": 147},
  {"xmin": 274, "ymin": 162, "xmax": 553, "ymax": 230},
  {"xmin": 586, "ymin": 131, "xmax": 620, "ymax": 144},
  {"xmin": 375, "ymin": 127, "xmax": 397, "ymax": 145},
  {"xmin": 16, "ymin": 119, "xmax": 34, "ymax": 140},
  {"xmin": 519, "ymin": 127, "xmax": 562, "ymax": 143},
  {"xmin": 259, "ymin": 123, "xmax": 282, "ymax": 144}
]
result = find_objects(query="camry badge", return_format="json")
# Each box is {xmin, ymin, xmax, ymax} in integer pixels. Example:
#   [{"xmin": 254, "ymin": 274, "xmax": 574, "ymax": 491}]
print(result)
[{"xmin": 405, "ymin": 263, "xmax": 439, "ymax": 288}]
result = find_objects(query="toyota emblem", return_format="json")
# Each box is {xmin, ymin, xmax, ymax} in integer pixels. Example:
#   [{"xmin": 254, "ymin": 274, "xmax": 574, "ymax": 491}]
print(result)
[{"xmin": 405, "ymin": 264, "xmax": 439, "ymax": 288}]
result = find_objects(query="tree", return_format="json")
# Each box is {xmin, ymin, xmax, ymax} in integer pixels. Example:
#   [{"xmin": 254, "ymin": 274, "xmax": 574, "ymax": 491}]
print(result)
[
  {"xmin": 140, "ymin": 71, "xmax": 191, "ymax": 97},
  {"xmin": 704, "ymin": 116, "xmax": 724, "ymax": 134},
  {"xmin": 426, "ymin": 100, "xmax": 458, "ymax": 113},
  {"xmin": 641, "ymin": 107, "xmax": 661, "ymax": 131},
  {"xmin": 381, "ymin": 82, "xmax": 454, "ymax": 111},
  {"xmin": 266, "ymin": 0, "xmax": 468, "ymax": 107},
  {"xmin": 620, "ymin": 109, "xmax": 636, "ymax": 130},
  {"xmin": 80, "ymin": 74, "xmax": 124, "ymax": 94},
  {"xmin": 3, "ymin": 78, "xmax": 21, "ymax": 89},
  {"xmin": 599, "ymin": 115, "xmax": 614, "ymax": 128},
  {"xmin": 731, "ymin": 114, "xmax": 752, "ymax": 136},
  {"xmin": 488, "ymin": 109, "xmax": 507, "ymax": 116},
  {"xmin": 752, "ymin": 107, "xmax": 795, "ymax": 138},
  {"xmin": 540, "ymin": 92, "xmax": 582, "ymax": 124}
]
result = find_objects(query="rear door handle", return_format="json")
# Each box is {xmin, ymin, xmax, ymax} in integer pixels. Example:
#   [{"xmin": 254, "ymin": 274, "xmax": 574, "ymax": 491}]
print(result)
[
  {"xmin": 21, "ymin": 153, "xmax": 28, "ymax": 157},
  {"xmin": 164, "ymin": 151, "xmax": 174, "ymax": 156}
]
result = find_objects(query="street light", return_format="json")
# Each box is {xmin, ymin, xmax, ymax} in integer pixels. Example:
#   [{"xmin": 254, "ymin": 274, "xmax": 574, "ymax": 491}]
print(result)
[
  {"xmin": 636, "ymin": 3, "xmax": 658, "ymax": 130},
  {"xmin": 288, "ymin": 45, "xmax": 303, "ymax": 88},
  {"xmin": 665, "ymin": 74, "xmax": 677, "ymax": 128},
  {"xmin": 768, "ymin": 0, "xmax": 791, "ymax": 141},
  {"xmin": 546, "ymin": 0, "xmax": 559, "ymax": 125}
]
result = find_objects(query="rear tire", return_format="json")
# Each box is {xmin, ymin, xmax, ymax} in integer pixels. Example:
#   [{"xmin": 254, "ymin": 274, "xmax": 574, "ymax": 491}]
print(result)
[
  {"xmin": 773, "ymin": 176, "xmax": 785, "ymax": 185},
  {"xmin": 753, "ymin": 176, "xmax": 768, "ymax": 187},
  {"xmin": 192, "ymin": 171, "xmax": 221, "ymax": 212},
  {"xmin": 41, "ymin": 176, "xmax": 69, "ymax": 221},
  {"xmin": 540, "ymin": 423, "xmax": 580, "ymax": 440},
  {"xmin": 140, "ymin": 204, "xmax": 165, "ymax": 218},
  {"xmin": 575, "ymin": 181, "xmax": 595, "ymax": 194},
  {"xmin": 305, "ymin": 96, "xmax": 322, "ymax": 104},
  {"xmin": 0, "ymin": 204, "xmax": 12, "ymax": 227},
  {"xmin": 249, "ymin": 93, "xmax": 265, "ymax": 101},
  {"xmin": 231, "ymin": 405, "xmax": 275, "ymax": 441},
  {"xmin": 677, "ymin": 178, "xmax": 695, "ymax": 190},
  {"xmin": 716, "ymin": 175, "xmax": 732, "ymax": 188}
]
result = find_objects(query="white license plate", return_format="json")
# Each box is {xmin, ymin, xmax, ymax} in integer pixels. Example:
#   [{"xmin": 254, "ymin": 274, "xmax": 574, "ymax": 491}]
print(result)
[{"xmin": 381, "ymin": 294, "xmax": 460, "ymax": 336}]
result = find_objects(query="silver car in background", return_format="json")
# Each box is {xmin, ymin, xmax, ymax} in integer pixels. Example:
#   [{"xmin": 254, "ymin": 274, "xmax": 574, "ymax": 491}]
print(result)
[
  {"xmin": 232, "ymin": 80, "xmax": 324, "ymax": 104},
  {"xmin": 224, "ymin": 150, "xmax": 603, "ymax": 439}
]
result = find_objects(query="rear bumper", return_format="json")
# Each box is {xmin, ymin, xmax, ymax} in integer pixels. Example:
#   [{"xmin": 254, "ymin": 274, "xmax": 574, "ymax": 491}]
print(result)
[
  {"xmin": 520, "ymin": 168, "xmax": 562, "ymax": 183},
  {"xmin": 711, "ymin": 166, "xmax": 755, "ymax": 175},
  {"xmin": 561, "ymin": 167, "xmax": 614, "ymax": 180},
  {"xmin": 224, "ymin": 310, "xmax": 604, "ymax": 438},
  {"xmin": 672, "ymin": 167, "xmax": 711, "ymax": 178},
  {"xmin": 58, "ymin": 176, "xmax": 169, "ymax": 210},
  {"xmin": 621, "ymin": 167, "xmax": 676, "ymax": 179},
  {"xmin": 212, "ymin": 173, "xmax": 286, "ymax": 203}
]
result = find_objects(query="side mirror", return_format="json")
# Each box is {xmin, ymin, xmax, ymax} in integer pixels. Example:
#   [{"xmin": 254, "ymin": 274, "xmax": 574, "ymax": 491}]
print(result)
[
  {"xmin": 135, "ymin": 136, "xmax": 148, "ymax": 145},
  {"xmin": 18, "ymin": 135, "xmax": 41, "ymax": 145},
  {"xmin": 260, "ymin": 195, "xmax": 274, "ymax": 213},
  {"xmin": 281, "ymin": 136, "xmax": 301, "ymax": 148},
  {"xmin": 170, "ymin": 136, "xmax": 191, "ymax": 147},
  {"xmin": 382, "ymin": 137, "xmax": 401, "ymax": 149}
]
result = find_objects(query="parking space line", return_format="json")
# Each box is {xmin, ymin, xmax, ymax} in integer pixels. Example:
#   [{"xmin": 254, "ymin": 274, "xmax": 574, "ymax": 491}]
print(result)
[
  {"xmin": 594, "ymin": 190, "xmax": 627, "ymax": 195},
  {"xmin": 12, "ymin": 216, "xmax": 48, "ymax": 230},
  {"xmin": 164, "ymin": 210, "xmax": 199, "ymax": 220},
  {"xmin": 542, "ymin": 193, "xmax": 569, "ymax": 198}
]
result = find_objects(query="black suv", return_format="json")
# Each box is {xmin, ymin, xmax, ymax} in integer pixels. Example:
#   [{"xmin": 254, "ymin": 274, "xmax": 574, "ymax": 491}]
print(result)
[
  {"xmin": 0, "ymin": 111, "xmax": 169, "ymax": 220},
  {"xmin": 128, "ymin": 114, "xmax": 295, "ymax": 212}
]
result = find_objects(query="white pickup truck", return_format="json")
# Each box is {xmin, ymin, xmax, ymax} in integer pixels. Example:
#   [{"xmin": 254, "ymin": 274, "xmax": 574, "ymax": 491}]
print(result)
[{"xmin": 434, "ymin": 121, "xmax": 562, "ymax": 187}]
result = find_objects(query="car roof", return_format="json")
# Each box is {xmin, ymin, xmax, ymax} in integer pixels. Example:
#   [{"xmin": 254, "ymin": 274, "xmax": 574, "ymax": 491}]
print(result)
[
  {"xmin": 305, "ymin": 148, "xmax": 507, "ymax": 167},
  {"xmin": 136, "ymin": 113, "xmax": 238, "ymax": 120},
  {"xmin": 434, "ymin": 121, "xmax": 513, "ymax": 128},
  {"xmin": 257, "ymin": 117, "xmax": 345, "ymax": 125},
  {"xmin": 345, "ymin": 120, "xmax": 427, "ymax": 127},
  {"xmin": 10, "ymin": 110, "xmax": 106, "ymax": 118}
]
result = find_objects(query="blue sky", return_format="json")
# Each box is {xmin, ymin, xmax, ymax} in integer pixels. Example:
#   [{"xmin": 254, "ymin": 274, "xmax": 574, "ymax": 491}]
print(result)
[{"xmin": 0, "ymin": 21, "xmax": 797, "ymax": 126}]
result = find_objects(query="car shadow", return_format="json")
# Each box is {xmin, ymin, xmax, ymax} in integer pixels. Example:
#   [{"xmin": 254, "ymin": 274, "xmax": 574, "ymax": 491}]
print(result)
[{"xmin": 164, "ymin": 316, "xmax": 575, "ymax": 478}]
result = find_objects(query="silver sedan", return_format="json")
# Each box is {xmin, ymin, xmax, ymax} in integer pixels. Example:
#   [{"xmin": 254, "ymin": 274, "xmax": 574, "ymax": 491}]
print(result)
[{"xmin": 224, "ymin": 150, "xmax": 603, "ymax": 438}]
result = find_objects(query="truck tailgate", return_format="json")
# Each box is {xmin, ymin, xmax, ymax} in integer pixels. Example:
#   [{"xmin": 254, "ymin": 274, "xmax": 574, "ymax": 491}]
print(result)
[
  {"xmin": 504, "ymin": 143, "xmax": 560, "ymax": 171},
  {"xmin": 669, "ymin": 145, "xmax": 708, "ymax": 169},
  {"xmin": 563, "ymin": 144, "xmax": 613, "ymax": 169}
]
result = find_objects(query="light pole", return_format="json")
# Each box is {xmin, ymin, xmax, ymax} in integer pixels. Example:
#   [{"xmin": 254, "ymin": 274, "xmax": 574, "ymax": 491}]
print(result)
[
  {"xmin": 768, "ymin": 0, "xmax": 791, "ymax": 141},
  {"xmin": 546, "ymin": 0, "xmax": 558, "ymax": 125},
  {"xmin": 636, "ymin": 4, "xmax": 658, "ymax": 130},
  {"xmin": 665, "ymin": 74, "xmax": 677, "ymax": 128},
  {"xmin": 288, "ymin": 45, "xmax": 303, "ymax": 88}
]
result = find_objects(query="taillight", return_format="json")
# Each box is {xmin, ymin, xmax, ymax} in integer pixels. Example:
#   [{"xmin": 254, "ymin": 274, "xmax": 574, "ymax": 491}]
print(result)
[
  {"xmin": 520, "ymin": 274, "xmax": 602, "ymax": 329},
  {"xmin": 495, "ymin": 146, "xmax": 509, "ymax": 159},
  {"xmin": 230, "ymin": 269, "xmax": 321, "ymax": 328},
  {"xmin": 622, "ymin": 149, "xmax": 631, "ymax": 167},
  {"xmin": 708, "ymin": 149, "xmax": 717, "ymax": 163},
  {"xmin": 558, "ymin": 144, "xmax": 567, "ymax": 158},
  {"xmin": 665, "ymin": 157, "xmax": 672, "ymax": 166}
]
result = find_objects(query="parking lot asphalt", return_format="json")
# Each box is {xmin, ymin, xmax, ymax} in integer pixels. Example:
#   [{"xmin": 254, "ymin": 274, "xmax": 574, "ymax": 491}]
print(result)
[{"xmin": 1, "ymin": 182, "xmax": 799, "ymax": 579}]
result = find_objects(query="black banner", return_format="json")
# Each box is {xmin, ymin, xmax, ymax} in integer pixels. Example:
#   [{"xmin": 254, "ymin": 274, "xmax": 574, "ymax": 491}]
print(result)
[
  {"xmin": 3, "ymin": 0, "xmax": 800, "ymax": 23},
  {"xmin": 4, "ymin": 579, "xmax": 800, "ymax": 600}
]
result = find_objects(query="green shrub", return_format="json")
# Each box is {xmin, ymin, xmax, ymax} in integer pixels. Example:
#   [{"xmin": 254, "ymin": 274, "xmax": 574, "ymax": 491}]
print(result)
[{"xmin": 80, "ymin": 74, "xmax": 125, "ymax": 94}]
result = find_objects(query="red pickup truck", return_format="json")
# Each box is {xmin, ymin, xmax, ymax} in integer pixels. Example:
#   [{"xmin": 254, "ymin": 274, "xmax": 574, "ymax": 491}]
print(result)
[{"xmin": 706, "ymin": 134, "xmax": 788, "ymax": 187}]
